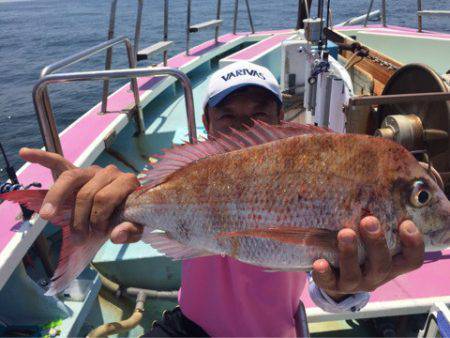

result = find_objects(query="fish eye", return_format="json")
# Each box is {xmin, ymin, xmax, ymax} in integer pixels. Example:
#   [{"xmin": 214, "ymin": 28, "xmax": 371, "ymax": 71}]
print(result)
[{"xmin": 410, "ymin": 180, "xmax": 431, "ymax": 208}]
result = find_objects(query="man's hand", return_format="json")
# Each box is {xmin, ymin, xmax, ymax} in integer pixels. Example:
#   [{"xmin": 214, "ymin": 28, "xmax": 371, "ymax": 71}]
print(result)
[
  {"xmin": 20, "ymin": 148, "xmax": 143, "ymax": 244},
  {"xmin": 312, "ymin": 216, "xmax": 425, "ymax": 301}
]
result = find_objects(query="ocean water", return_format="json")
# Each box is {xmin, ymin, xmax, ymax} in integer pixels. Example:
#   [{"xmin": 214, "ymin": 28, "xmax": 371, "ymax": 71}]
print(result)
[{"xmin": 0, "ymin": 0, "xmax": 449, "ymax": 174}]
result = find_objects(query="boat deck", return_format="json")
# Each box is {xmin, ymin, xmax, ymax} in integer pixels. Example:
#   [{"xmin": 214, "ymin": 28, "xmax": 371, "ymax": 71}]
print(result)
[
  {"xmin": 0, "ymin": 25, "xmax": 449, "ymax": 336},
  {"xmin": 337, "ymin": 25, "xmax": 450, "ymax": 74}
]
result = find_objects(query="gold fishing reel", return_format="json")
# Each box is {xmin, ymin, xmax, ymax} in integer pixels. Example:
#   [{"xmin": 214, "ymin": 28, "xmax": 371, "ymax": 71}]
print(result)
[{"xmin": 375, "ymin": 64, "xmax": 450, "ymax": 195}]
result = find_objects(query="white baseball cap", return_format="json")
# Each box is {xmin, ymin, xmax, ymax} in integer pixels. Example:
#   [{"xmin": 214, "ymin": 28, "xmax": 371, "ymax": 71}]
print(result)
[{"xmin": 203, "ymin": 61, "xmax": 282, "ymax": 109}]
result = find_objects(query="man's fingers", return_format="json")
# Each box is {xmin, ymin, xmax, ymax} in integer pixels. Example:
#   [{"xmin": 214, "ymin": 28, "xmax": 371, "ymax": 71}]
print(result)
[
  {"xmin": 19, "ymin": 147, "xmax": 75, "ymax": 174},
  {"xmin": 337, "ymin": 228, "xmax": 362, "ymax": 292},
  {"xmin": 73, "ymin": 167, "xmax": 119, "ymax": 237},
  {"xmin": 390, "ymin": 220, "xmax": 424, "ymax": 278},
  {"xmin": 312, "ymin": 259, "xmax": 337, "ymax": 291},
  {"xmin": 110, "ymin": 222, "xmax": 143, "ymax": 244},
  {"xmin": 359, "ymin": 216, "xmax": 391, "ymax": 288},
  {"xmin": 90, "ymin": 173, "xmax": 140, "ymax": 233},
  {"xmin": 39, "ymin": 167, "xmax": 98, "ymax": 220}
]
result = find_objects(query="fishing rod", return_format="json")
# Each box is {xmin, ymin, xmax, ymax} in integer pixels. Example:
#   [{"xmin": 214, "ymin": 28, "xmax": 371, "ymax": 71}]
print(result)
[
  {"xmin": 0, "ymin": 141, "xmax": 55, "ymax": 276},
  {"xmin": 0, "ymin": 141, "xmax": 40, "ymax": 219},
  {"xmin": 0, "ymin": 142, "xmax": 20, "ymax": 187}
]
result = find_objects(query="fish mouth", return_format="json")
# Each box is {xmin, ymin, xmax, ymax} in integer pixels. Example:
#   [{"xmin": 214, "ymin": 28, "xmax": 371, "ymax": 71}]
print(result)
[{"xmin": 430, "ymin": 200, "xmax": 450, "ymax": 247}]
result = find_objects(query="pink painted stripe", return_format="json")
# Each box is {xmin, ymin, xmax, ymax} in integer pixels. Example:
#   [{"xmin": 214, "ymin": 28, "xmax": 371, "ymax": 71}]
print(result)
[
  {"xmin": 336, "ymin": 24, "xmax": 450, "ymax": 39},
  {"xmin": 226, "ymin": 33, "xmax": 293, "ymax": 60},
  {"xmin": 301, "ymin": 249, "xmax": 450, "ymax": 308},
  {"xmin": 0, "ymin": 32, "xmax": 242, "ymax": 254}
]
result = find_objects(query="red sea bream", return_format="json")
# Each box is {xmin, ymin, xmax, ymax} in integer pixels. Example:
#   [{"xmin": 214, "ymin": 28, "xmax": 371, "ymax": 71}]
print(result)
[{"xmin": 2, "ymin": 121, "xmax": 449, "ymax": 295}]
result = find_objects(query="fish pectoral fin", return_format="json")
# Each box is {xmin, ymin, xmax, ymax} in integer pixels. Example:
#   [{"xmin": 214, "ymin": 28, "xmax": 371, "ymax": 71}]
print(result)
[
  {"xmin": 217, "ymin": 227, "xmax": 338, "ymax": 250},
  {"xmin": 142, "ymin": 230, "xmax": 214, "ymax": 260}
]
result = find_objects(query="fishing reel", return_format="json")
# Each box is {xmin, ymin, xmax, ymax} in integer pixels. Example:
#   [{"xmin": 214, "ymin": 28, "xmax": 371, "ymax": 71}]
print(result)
[{"xmin": 374, "ymin": 64, "xmax": 450, "ymax": 195}]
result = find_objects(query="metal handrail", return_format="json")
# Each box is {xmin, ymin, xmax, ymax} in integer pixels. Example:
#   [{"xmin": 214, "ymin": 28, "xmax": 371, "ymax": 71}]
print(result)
[
  {"xmin": 362, "ymin": 0, "xmax": 387, "ymax": 27},
  {"xmin": 163, "ymin": 0, "xmax": 169, "ymax": 64},
  {"xmin": 232, "ymin": 0, "xmax": 255, "ymax": 35},
  {"xmin": 103, "ymin": 0, "xmax": 119, "ymax": 114},
  {"xmin": 186, "ymin": 0, "xmax": 255, "ymax": 55},
  {"xmin": 41, "ymin": 36, "xmax": 135, "ymax": 77},
  {"xmin": 381, "ymin": 0, "xmax": 386, "ymax": 27},
  {"xmin": 363, "ymin": 0, "xmax": 375, "ymax": 27},
  {"xmin": 101, "ymin": 0, "xmax": 173, "ymax": 113},
  {"xmin": 186, "ymin": 0, "xmax": 223, "ymax": 55},
  {"xmin": 134, "ymin": 0, "xmax": 171, "ymax": 65},
  {"xmin": 215, "ymin": 0, "xmax": 222, "ymax": 43},
  {"xmin": 363, "ymin": 0, "xmax": 449, "ymax": 32},
  {"xmin": 348, "ymin": 92, "xmax": 450, "ymax": 107},
  {"xmin": 417, "ymin": 0, "xmax": 450, "ymax": 32},
  {"xmin": 134, "ymin": 0, "xmax": 144, "ymax": 59},
  {"xmin": 39, "ymin": 36, "xmax": 140, "ymax": 156},
  {"xmin": 33, "ymin": 68, "xmax": 197, "ymax": 161}
]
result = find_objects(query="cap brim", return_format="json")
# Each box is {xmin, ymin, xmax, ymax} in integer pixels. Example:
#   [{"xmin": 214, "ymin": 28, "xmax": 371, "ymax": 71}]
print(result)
[{"xmin": 207, "ymin": 84, "xmax": 281, "ymax": 108}]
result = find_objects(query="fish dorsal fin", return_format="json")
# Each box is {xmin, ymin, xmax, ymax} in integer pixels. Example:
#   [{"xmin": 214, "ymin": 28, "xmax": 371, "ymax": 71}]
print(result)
[{"xmin": 138, "ymin": 120, "xmax": 331, "ymax": 189}]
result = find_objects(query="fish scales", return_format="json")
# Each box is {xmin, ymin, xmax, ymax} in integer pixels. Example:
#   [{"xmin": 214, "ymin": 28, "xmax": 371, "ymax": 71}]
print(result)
[
  {"xmin": 2, "ymin": 121, "xmax": 448, "ymax": 294},
  {"xmin": 123, "ymin": 133, "xmax": 416, "ymax": 268}
]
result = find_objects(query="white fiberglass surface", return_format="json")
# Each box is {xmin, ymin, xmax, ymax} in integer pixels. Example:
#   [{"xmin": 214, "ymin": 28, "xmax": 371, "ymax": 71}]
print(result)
[{"xmin": 341, "ymin": 29, "xmax": 450, "ymax": 74}]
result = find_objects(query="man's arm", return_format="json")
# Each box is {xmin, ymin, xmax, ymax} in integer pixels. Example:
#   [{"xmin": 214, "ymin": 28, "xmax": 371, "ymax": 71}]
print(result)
[{"xmin": 311, "ymin": 216, "xmax": 424, "ymax": 310}]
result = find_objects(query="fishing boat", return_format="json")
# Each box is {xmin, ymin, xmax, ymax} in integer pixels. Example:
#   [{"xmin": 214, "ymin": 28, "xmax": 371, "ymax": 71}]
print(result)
[{"xmin": 0, "ymin": 0, "xmax": 449, "ymax": 336}]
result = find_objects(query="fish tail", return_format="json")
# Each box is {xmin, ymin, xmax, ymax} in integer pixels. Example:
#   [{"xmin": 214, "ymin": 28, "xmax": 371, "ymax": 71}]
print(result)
[
  {"xmin": 1, "ymin": 190, "xmax": 107, "ymax": 296},
  {"xmin": 46, "ymin": 227, "xmax": 107, "ymax": 296}
]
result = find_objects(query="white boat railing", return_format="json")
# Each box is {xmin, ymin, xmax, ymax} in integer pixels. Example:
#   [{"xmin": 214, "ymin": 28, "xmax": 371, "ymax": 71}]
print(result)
[
  {"xmin": 232, "ymin": 0, "xmax": 255, "ymax": 34},
  {"xmin": 103, "ymin": 0, "xmax": 173, "ymax": 114},
  {"xmin": 33, "ymin": 67, "xmax": 197, "ymax": 174},
  {"xmin": 362, "ymin": 0, "xmax": 387, "ymax": 27},
  {"xmin": 417, "ymin": 0, "xmax": 450, "ymax": 32},
  {"xmin": 39, "ymin": 36, "xmax": 140, "ymax": 157},
  {"xmin": 185, "ymin": 0, "xmax": 255, "ymax": 55},
  {"xmin": 135, "ymin": 0, "xmax": 172, "ymax": 64},
  {"xmin": 363, "ymin": 0, "xmax": 450, "ymax": 31},
  {"xmin": 186, "ymin": 0, "xmax": 223, "ymax": 55}
]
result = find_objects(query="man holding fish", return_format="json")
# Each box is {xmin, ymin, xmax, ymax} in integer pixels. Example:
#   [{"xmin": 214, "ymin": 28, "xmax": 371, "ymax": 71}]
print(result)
[{"xmin": 15, "ymin": 61, "xmax": 435, "ymax": 337}]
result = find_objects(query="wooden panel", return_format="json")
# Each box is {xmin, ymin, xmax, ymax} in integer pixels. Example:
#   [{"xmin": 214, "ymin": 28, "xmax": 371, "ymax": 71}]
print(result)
[{"xmin": 341, "ymin": 49, "xmax": 398, "ymax": 87}]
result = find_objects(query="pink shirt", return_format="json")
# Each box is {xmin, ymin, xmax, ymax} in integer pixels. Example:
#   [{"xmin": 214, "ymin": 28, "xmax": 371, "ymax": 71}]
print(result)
[{"xmin": 179, "ymin": 256, "xmax": 307, "ymax": 337}]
